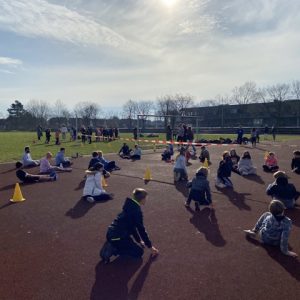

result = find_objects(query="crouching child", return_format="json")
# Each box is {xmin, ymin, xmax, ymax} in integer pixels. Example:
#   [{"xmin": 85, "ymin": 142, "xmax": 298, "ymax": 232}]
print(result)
[{"xmin": 185, "ymin": 167, "xmax": 212, "ymax": 211}]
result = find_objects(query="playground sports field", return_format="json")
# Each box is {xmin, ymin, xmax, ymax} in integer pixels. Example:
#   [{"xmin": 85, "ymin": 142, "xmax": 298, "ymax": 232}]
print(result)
[{"xmin": 0, "ymin": 140, "xmax": 300, "ymax": 300}]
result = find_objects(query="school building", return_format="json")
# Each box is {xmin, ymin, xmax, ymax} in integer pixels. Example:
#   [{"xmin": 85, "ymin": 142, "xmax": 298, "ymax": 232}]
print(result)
[{"xmin": 182, "ymin": 99, "xmax": 300, "ymax": 128}]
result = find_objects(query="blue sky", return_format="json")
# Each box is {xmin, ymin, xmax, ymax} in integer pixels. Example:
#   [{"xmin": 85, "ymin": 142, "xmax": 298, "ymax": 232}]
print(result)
[{"xmin": 0, "ymin": 0, "xmax": 300, "ymax": 115}]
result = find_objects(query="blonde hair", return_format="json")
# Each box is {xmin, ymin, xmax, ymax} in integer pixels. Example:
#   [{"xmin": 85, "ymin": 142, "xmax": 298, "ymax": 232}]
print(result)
[
  {"xmin": 133, "ymin": 188, "xmax": 148, "ymax": 202},
  {"xmin": 222, "ymin": 151, "xmax": 230, "ymax": 159},
  {"xmin": 97, "ymin": 150, "xmax": 103, "ymax": 155},
  {"xmin": 273, "ymin": 171, "xmax": 287, "ymax": 179}
]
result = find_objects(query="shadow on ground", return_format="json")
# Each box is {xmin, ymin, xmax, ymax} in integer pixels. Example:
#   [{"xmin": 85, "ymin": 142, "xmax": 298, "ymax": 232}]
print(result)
[
  {"xmin": 187, "ymin": 207, "xmax": 226, "ymax": 247},
  {"xmin": 246, "ymin": 236, "xmax": 300, "ymax": 281},
  {"xmin": 90, "ymin": 255, "xmax": 154, "ymax": 300}
]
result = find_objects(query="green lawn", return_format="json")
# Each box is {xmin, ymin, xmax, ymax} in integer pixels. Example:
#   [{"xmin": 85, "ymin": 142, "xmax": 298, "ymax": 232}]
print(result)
[{"xmin": 0, "ymin": 131, "xmax": 299, "ymax": 163}]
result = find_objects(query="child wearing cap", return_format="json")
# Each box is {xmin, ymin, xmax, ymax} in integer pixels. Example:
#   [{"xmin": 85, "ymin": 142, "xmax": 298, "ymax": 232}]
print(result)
[
  {"xmin": 244, "ymin": 200, "xmax": 297, "ymax": 257},
  {"xmin": 185, "ymin": 167, "xmax": 212, "ymax": 211}
]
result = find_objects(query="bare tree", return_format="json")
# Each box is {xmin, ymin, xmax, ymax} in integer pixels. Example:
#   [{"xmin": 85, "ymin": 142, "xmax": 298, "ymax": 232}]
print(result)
[
  {"xmin": 291, "ymin": 80, "xmax": 300, "ymax": 99},
  {"xmin": 26, "ymin": 99, "xmax": 51, "ymax": 126},
  {"xmin": 173, "ymin": 93, "xmax": 194, "ymax": 115},
  {"xmin": 122, "ymin": 100, "xmax": 138, "ymax": 129},
  {"xmin": 266, "ymin": 83, "xmax": 290, "ymax": 101},
  {"xmin": 136, "ymin": 100, "xmax": 154, "ymax": 129},
  {"xmin": 74, "ymin": 101, "xmax": 101, "ymax": 127},
  {"xmin": 231, "ymin": 81, "xmax": 260, "ymax": 104}
]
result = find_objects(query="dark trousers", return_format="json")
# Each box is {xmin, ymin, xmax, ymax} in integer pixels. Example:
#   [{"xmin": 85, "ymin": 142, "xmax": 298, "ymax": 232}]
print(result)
[
  {"xmin": 104, "ymin": 161, "xmax": 116, "ymax": 171},
  {"xmin": 294, "ymin": 168, "xmax": 300, "ymax": 174},
  {"xmin": 84, "ymin": 192, "xmax": 111, "ymax": 201},
  {"xmin": 109, "ymin": 237, "xmax": 144, "ymax": 258},
  {"xmin": 131, "ymin": 155, "xmax": 141, "ymax": 160},
  {"xmin": 263, "ymin": 165, "xmax": 279, "ymax": 172}
]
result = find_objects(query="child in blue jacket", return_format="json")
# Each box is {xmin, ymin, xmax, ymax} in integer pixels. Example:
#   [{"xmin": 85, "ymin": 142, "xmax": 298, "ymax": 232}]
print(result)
[
  {"xmin": 244, "ymin": 200, "xmax": 297, "ymax": 257},
  {"xmin": 185, "ymin": 167, "xmax": 212, "ymax": 211}
]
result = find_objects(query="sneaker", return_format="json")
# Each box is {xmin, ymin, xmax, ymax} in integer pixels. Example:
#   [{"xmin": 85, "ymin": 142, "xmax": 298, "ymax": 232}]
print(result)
[
  {"xmin": 184, "ymin": 202, "xmax": 190, "ymax": 208},
  {"xmin": 243, "ymin": 230, "xmax": 256, "ymax": 237},
  {"xmin": 86, "ymin": 196, "xmax": 95, "ymax": 203},
  {"xmin": 114, "ymin": 166, "xmax": 121, "ymax": 171},
  {"xmin": 50, "ymin": 172, "xmax": 57, "ymax": 181},
  {"xmin": 215, "ymin": 183, "xmax": 226, "ymax": 188}
]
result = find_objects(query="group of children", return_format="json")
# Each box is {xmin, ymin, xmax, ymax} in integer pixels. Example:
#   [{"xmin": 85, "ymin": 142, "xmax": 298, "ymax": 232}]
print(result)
[
  {"xmin": 14, "ymin": 141, "xmax": 300, "ymax": 260},
  {"xmin": 168, "ymin": 144, "xmax": 300, "ymax": 257}
]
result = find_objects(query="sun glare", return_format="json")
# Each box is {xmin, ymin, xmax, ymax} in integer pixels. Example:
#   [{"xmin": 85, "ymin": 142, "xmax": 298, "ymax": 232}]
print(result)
[{"xmin": 161, "ymin": 0, "xmax": 178, "ymax": 7}]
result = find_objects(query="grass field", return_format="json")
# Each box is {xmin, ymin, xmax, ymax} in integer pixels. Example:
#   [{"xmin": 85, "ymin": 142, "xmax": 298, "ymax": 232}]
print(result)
[{"xmin": 0, "ymin": 131, "xmax": 299, "ymax": 163}]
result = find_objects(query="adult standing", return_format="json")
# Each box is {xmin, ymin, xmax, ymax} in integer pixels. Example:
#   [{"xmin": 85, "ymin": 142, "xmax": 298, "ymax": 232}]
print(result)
[
  {"xmin": 271, "ymin": 125, "xmax": 276, "ymax": 142},
  {"xmin": 236, "ymin": 126, "xmax": 244, "ymax": 145},
  {"xmin": 36, "ymin": 125, "xmax": 43, "ymax": 141},
  {"xmin": 133, "ymin": 127, "xmax": 138, "ymax": 140},
  {"xmin": 166, "ymin": 124, "xmax": 172, "ymax": 142}
]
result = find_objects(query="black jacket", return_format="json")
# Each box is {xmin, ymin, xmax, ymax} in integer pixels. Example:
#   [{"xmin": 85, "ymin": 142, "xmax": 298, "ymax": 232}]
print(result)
[
  {"xmin": 107, "ymin": 198, "xmax": 152, "ymax": 248},
  {"xmin": 291, "ymin": 158, "xmax": 300, "ymax": 170},
  {"xmin": 218, "ymin": 158, "xmax": 233, "ymax": 177}
]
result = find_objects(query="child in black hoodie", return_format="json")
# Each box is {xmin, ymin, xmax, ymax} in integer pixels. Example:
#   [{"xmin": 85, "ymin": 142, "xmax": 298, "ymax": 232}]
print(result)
[
  {"xmin": 101, "ymin": 188, "xmax": 159, "ymax": 263},
  {"xmin": 291, "ymin": 150, "xmax": 300, "ymax": 174}
]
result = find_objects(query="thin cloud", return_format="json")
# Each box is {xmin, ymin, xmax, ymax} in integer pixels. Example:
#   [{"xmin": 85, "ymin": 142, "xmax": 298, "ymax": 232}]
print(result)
[
  {"xmin": 0, "ymin": 56, "xmax": 22, "ymax": 66},
  {"xmin": 0, "ymin": 0, "xmax": 127, "ymax": 48}
]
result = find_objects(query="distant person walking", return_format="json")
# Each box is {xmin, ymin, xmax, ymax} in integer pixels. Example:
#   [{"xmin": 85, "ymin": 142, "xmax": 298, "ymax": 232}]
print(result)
[
  {"xmin": 36, "ymin": 125, "xmax": 43, "ymax": 141},
  {"xmin": 166, "ymin": 125, "xmax": 172, "ymax": 142},
  {"xmin": 271, "ymin": 126, "xmax": 276, "ymax": 142},
  {"xmin": 236, "ymin": 126, "xmax": 244, "ymax": 145},
  {"xmin": 264, "ymin": 125, "xmax": 269, "ymax": 140}
]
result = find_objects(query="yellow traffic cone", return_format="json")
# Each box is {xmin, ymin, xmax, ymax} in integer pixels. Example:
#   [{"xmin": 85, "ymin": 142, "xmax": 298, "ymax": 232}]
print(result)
[
  {"xmin": 102, "ymin": 177, "xmax": 108, "ymax": 187},
  {"xmin": 203, "ymin": 158, "xmax": 209, "ymax": 168},
  {"xmin": 10, "ymin": 183, "xmax": 26, "ymax": 203},
  {"xmin": 143, "ymin": 167, "xmax": 152, "ymax": 181}
]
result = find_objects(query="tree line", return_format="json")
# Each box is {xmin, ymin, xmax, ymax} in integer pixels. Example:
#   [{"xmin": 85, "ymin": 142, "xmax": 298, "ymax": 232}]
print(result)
[{"xmin": 2, "ymin": 80, "xmax": 300, "ymax": 130}]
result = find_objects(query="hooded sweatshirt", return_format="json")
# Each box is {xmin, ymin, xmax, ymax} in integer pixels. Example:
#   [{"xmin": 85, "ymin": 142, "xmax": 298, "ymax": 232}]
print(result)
[
  {"xmin": 266, "ymin": 177, "xmax": 298, "ymax": 208},
  {"xmin": 253, "ymin": 212, "xmax": 292, "ymax": 254},
  {"xmin": 107, "ymin": 198, "xmax": 152, "ymax": 248},
  {"xmin": 188, "ymin": 173, "xmax": 211, "ymax": 204}
]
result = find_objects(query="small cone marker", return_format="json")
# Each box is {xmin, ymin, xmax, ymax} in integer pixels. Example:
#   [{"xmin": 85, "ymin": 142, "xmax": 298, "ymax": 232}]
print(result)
[
  {"xmin": 10, "ymin": 183, "xmax": 26, "ymax": 203},
  {"xmin": 143, "ymin": 168, "xmax": 152, "ymax": 181},
  {"xmin": 102, "ymin": 177, "xmax": 108, "ymax": 187},
  {"xmin": 203, "ymin": 158, "xmax": 209, "ymax": 168}
]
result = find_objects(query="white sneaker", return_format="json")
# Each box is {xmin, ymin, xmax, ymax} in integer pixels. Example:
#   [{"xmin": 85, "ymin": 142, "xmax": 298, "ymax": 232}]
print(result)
[
  {"xmin": 215, "ymin": 182, "xmax": 226, "ymax": 188},
  {"xmin": 86, "ymin": 197, "xmax": 95, "ymax": 203}
]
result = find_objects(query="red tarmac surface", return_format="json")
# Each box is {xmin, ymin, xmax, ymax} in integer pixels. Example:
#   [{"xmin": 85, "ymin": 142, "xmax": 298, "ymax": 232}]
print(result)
[{"xmin": 1, "ymin": 140, "xmax": 300, "ymax": 300}]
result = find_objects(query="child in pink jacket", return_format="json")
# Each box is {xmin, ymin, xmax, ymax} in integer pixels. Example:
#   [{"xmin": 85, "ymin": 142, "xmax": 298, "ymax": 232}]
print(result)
[{"xmin": 263, "ymin": 152, "xmax": 279, "ymax": 173}]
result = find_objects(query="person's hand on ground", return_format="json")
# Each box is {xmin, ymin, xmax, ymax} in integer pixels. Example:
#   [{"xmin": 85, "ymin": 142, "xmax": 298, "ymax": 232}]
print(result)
[
  {"xmin": 243, "ymin": 229, "xmax": 256, "ymax": 237},
  {"xmin": 140, "ymin": 241, "xmax": 145, "ymax": 248},
  {"xmin": 151, "ymin": 246, "xmax": 159, "ymax": 258}
]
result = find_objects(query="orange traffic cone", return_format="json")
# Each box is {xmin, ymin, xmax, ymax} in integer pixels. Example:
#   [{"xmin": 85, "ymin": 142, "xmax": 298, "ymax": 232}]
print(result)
[
  {"xmin": 10, "ymin": 183, "xmax": 26, "ymax": 203},
  {"xmin": 143, "ymin": 168, "xmax": 152, "ymax": 181},
  {"xmin": 102, "ymin": 177, "xmax": 108, "ymax": 187}
]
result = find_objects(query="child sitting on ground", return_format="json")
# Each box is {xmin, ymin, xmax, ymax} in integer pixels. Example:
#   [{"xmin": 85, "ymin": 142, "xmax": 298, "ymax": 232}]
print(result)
[
  {"xmin": 174, "ymin": 148, "xmax": 188, "ymax": 182},
  {"xmin": 185, "ymin": 167, "xmax": 212, "ymax": 211},
  {"xmin": 131, "ymin": 144, "xmax": 142, "ymax": 160},
  {"xmin": 199, "ymin": 146, "xmax": 210, "ymax": 164},
  {"xmin": 263, "ymin": 152, "xmax": 279, "ymax": 172},
  {"xmin": 230, "ymin": 149, "xmax": 240, "ymax": 173},
  {"xmin": 40, "ymin": 152, "xmax": 72, "ymax": 174},
  {"xmin": 16, "ymin": 161, "xmax": 56, "ymax": 183},
  {"xmin": 162, "ymin": 145, "xmax": 172, "ymax": 162},
  {"xmin": 55, "ymin": 147, "xmax": 72, "ymax": 168},
  {"xmin": 237, "ymin": 151, "xmax": 257, "ymax": 176},
  {"xmin": 291, "ymin": 150, "xmax": 300, "ymax": 174},
  {"xmin": 22, "ymin": 146, "xmax": 40, "ymax": 167},
  {"xmin": 118, "ymin": 143, "xmax": 131, "ymax": 159},
  {"xmin": 98, "ymin": 150, "xmax": 120, "ymax": 171},
  {"xmin": 266, "ymin": 171, "xmax": 300, "ymax": 209},
  {"xmin": 215, "ymin": 151, "xmax": 233, "ymax": 188},
  {"xmin": 83, "ymin": 162, "xmax": 112, "ymax": 203},
  {"xmin": 244, "ymin": 200, "xmax": 297, "ymax": 257}
]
